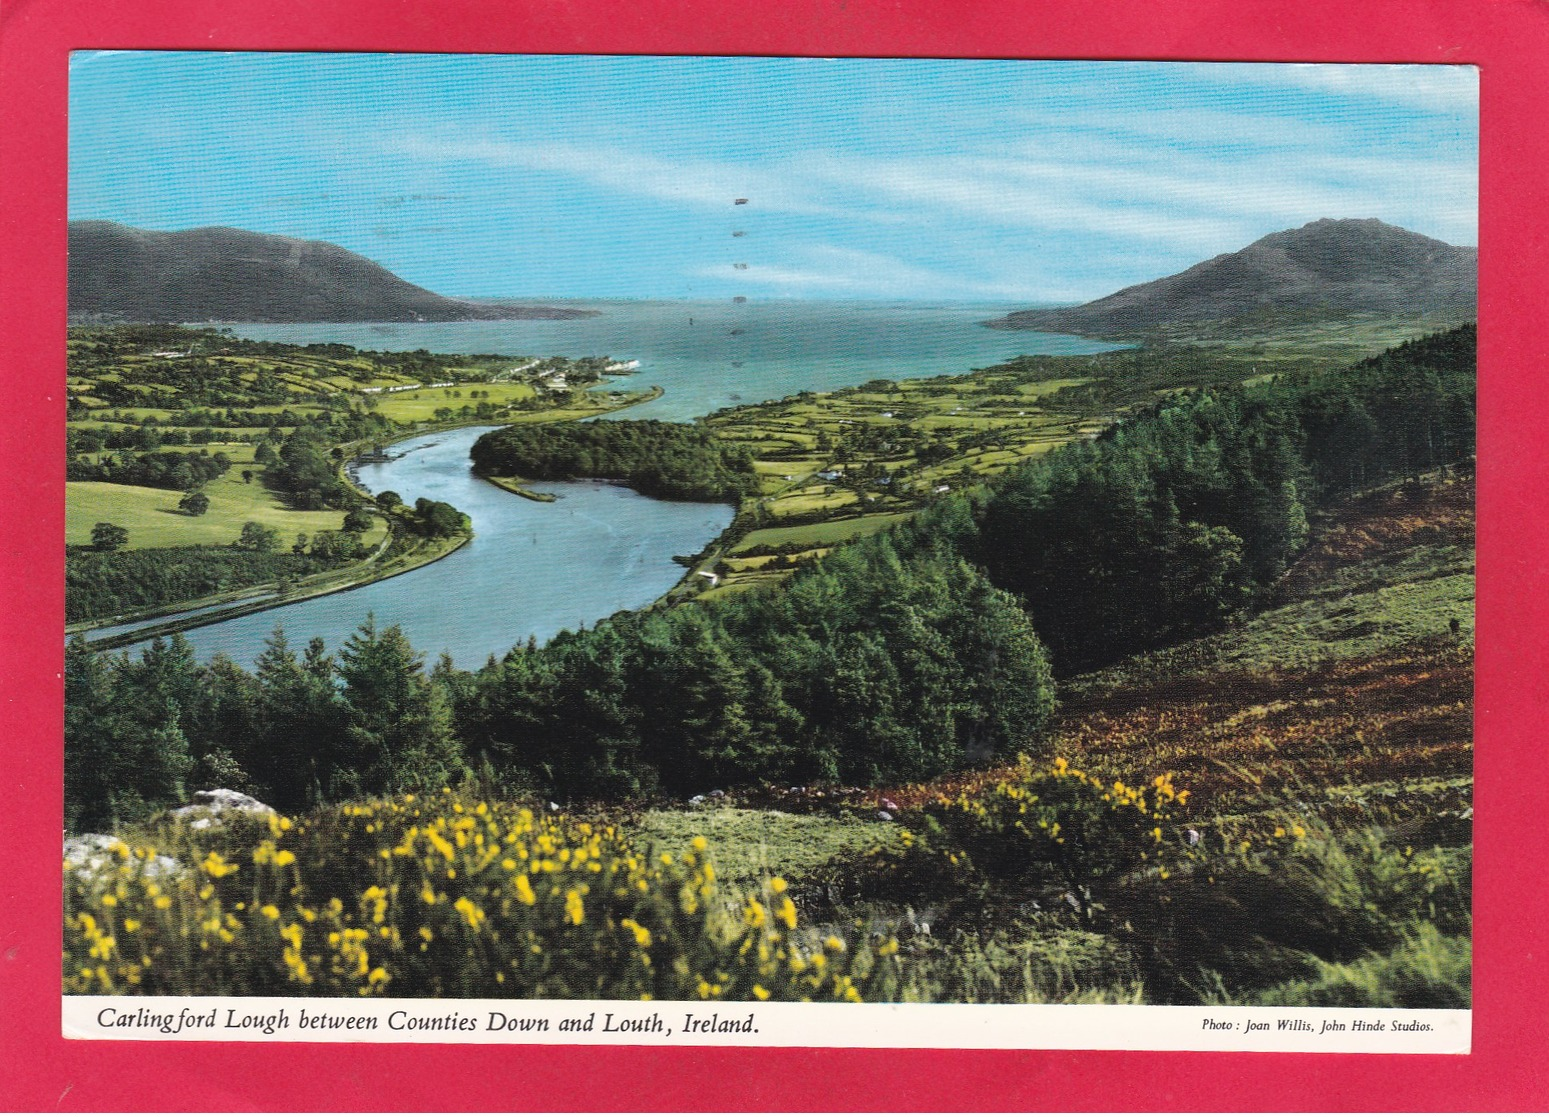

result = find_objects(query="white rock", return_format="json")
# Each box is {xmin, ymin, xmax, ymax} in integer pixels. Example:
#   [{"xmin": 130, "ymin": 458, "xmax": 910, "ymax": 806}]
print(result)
[
  {"xmin": 171, "ymin": 788, "xmax": 274, "ymax": 819},
  {"xmin": 63, "ymin": 833, "xmax": 181, "ymax": 882}
]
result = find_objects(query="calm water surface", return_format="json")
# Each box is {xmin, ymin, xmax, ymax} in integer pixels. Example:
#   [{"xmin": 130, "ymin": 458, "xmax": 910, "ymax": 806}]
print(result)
[
  {"xmin": 117, "ymin": 427, "xmax": 734, "ymax": 668},
  {"xmin": 106, "ymin": 302, "xmax": 1116, "ymax": 666},
  {"xmin": 232, "ymin": 300, "xmax": 1119, "ymax": 421}
]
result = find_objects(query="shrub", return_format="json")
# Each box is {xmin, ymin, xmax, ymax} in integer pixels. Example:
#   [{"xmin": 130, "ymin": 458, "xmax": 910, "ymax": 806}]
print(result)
[
  {"xmin": 923, "ymin": 757, "xmax": 1188, "ymax": 923},
  {"xmin": 1113, "ymin": 817, "xmax": 1472, "ymax": 1003},
  {"xmin": 63, "ymin": 792, "xmax": 895, "ymax": 1001},
  {"xmin": 1244, "ymin": 923, "xmax": 1470, "ymax": 1009}
]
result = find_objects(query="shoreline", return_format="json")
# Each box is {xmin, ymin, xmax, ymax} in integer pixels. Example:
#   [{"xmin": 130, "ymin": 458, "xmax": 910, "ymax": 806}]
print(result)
[
  {"xmin": 72, "ymin": 387, "xmax": 661, "ymax": 650},
  {"xmin": 478, "ymin": 475, "xmax": 558, "ymax": 502}
]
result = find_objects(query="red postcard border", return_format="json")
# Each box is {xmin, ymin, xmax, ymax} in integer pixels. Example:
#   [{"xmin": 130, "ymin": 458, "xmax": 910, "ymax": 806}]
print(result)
[{"xmin": 3, "ymin": 1, "xmax": 1546, "ymax": 1110}]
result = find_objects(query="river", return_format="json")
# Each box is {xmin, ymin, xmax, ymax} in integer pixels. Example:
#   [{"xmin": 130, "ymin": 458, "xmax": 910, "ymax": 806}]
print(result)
[
  {"xmin": 109, "ymin": 426, "xmax": 734, "ymax": 669},
  {"xmin": 99, "ymin": 301, "xmax": 1118, "ymax": 667}
]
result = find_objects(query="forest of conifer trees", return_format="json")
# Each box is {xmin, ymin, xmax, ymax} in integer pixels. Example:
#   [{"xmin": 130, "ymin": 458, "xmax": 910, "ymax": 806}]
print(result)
[{"xmin": 64, "ymin": 325, "xmax": 1475, "ymax": 828}]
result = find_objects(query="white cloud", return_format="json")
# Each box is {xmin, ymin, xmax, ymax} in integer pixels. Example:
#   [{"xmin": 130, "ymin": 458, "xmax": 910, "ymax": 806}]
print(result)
[
  {"xmin": 389, "ymin": 97, "xmax": 1477, "ymax": 294},
  {"xmin": 391, "ymin": 136, "xmax": 857, "ymax": 218},
  {"xmin": 697, "ymin": 244, "xmax": 1045, "ymax": 300},
  {"xmin": 1214, "ymin": 62, "xmax": 1479, "ymax": 114}
]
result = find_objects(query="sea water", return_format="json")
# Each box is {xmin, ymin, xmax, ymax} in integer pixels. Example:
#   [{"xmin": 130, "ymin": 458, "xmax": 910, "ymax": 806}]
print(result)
[{"xmin": 102, "ymin": 302, "xmax": 1116, "ymax": 665}]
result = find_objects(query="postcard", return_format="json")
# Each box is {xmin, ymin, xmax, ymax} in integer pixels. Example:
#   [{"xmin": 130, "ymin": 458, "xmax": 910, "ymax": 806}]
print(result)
[
  {"xmin": 55, "ymin": 49, "xmax": 1478, "ymax": 1054},
  {"xmin": 5, "ymin": 0, "xmax": 1548, "ymax": 1111}
]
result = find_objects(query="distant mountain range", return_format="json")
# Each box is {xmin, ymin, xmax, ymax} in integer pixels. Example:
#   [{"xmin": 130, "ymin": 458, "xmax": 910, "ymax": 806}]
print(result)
[
  {"xmin": 987, "ymin": 218, "xmax": 1476, "ymax": 337},
  {"xmin": 67, "ymin": 222, "xmax": 599, "ymax": 324}
]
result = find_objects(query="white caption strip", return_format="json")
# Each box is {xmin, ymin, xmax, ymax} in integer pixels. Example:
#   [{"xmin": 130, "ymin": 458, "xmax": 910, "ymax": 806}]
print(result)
[{"xmin": 64, "ymin": 997, "xmax": 1470, "ymax": 1053}]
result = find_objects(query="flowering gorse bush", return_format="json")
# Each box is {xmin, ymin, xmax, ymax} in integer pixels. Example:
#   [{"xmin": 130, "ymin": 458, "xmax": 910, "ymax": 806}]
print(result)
[
  {"xmin": 64, "ymin": 792, "xmax": 895, "ymax": 1001},
  {"xmin": 834, "ymin": 757, "xmax": 1193, "ymax": 926},
  {"xmin": 926, "ymin": 757, "xmax": 1188, "ymax": 913}
]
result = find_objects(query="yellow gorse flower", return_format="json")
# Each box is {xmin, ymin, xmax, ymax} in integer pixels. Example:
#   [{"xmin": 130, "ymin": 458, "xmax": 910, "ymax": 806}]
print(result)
[
  {"xmin": 453, "ymin": 896, "xmax": 486, "ymax": 930},
  {"xmin": 62, "ymin": 789, "xmax": 892, "ymax": 1004},
  {"xmin": 200, "ymin": 851, "xmax": 238, "ymax": 878}
]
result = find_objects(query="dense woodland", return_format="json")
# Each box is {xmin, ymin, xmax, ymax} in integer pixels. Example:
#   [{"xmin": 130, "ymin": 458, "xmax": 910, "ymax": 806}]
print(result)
[
  {"xmin": 66, "ymin": 448, "xmax": 233, "ymax": 490},
  {"xmin": 470, "ymin": 419, "xmax": 758, "ymax": 502},
  {"xmin": 67, "ymin": 547, "xmax": 349, "ymax": 624},
  {"xmin": 976, "ymin": 325, "xmax": 1474, "ymax": 671},
  {"xmin": 65, "ymin": 325, "xmax": 1475, "ymax": 830}
]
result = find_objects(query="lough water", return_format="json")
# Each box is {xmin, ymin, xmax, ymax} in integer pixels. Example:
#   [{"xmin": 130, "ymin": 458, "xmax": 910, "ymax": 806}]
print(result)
[
  {"xmin": 115, "ymin": 426, "xmax": 734, "ymax": 669},
  {"xmin": 230, "ymin": 300, "xmax": 1119, "ymax": 422},
  {"xmin": 101, "ymin": 302, "xmax": 1117, "ymax": 667}
]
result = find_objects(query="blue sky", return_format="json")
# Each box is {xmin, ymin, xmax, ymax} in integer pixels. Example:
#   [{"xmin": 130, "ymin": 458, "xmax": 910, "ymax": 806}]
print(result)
[{"xmin": 68, "ymin": 53, "xmax": 1477, "ymax": 303}]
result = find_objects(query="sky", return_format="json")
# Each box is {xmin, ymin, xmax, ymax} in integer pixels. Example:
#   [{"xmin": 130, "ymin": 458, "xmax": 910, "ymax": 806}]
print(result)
[{"xmin": 68, "ymin": 53, "xmax": 1478, "ymax": 304}]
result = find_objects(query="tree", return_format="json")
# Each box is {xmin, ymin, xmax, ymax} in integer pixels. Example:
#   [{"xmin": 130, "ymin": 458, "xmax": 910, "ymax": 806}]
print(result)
[
  {"xmin": 65, "ymin": 637, "xmax": 128, "ymax": 830},
  {"xmin": 238, "ymin": 521, "xmax": 279, "ymax": 552},
  {"xmin": 179, "ymin": 490, "xmax": 211, "ymax": 516},
  {"xmin": 110, "ymin": 636, "xmax": 201, "ymax": 813},
  {"xmin": 91, "ymin": 522, "xmax": 128, "ymax": 552},
  {"xmin": 413, "ymin": 497, "xmax": 466, "ymax": 538},
  {"xmin": 634, "ymin": 610, "xmax": 754, "ymax": 793},
  {"xmin": 374, "ymin": 490, "xmax": 401, "ymax": 511},
  {"xmin": 342, "ymin": 507, "xmax": 374, "ymax": 533},
  {"xmin": 336, "ymin": 616, "xmax": 463, "ymax": 794},
  {"xmin": 309, "ymin": 529, "xmax": 364, "ymax": 562},
  {"xmin": 186, "ymin": 654, "xmax": 261, "ymax": 794},
  {"xmin": 249, "ymin": 629, "xmax": 344, "ymax": 808}
]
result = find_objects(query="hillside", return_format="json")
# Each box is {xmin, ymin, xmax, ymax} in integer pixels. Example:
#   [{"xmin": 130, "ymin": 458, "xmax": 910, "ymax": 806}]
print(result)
[
  {"xmin": 64, "ymin": 473, "xmax": 1474, "ymax": 1006},
  {"xmin": 67, "ymin": 221, "xmax": 598, "ymax": 324},
  {"xmin": 988, "ymin": 219, "xmax": 1476, "ymax": 338}
]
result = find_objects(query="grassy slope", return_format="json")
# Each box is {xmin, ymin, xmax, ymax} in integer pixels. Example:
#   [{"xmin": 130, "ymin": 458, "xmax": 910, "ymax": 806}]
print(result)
[
  {"xmin": 634, "ymin": 807, "xmax": 896, "ymax": 892},
  {"xmin": 66, "ymin": 330, "xmax": 661, "ymax": 627},
  {"xmin": 371, "ymin": 381, "xmax": 536, "ymax": 423},
  {"xmin": 638, "ymin": 471, "xmax": 1475, "ymax": 1003},
  {"xmin": 65, "ymin": 480, "xmax": 382, "ymax": 550},
  {"xmin": 729, "ymin": 511, "xmax": 913, "ymax": 554}
]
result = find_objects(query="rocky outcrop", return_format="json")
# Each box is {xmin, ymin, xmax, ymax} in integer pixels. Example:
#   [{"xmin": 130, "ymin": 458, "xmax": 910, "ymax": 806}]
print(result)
[
  {"xmin": 170, "ymin": 788, "xmax": 276, "ymax": 830},
  {"xmin": 63, "ymin": 833, "xmax": 180, "ymax": 882}
]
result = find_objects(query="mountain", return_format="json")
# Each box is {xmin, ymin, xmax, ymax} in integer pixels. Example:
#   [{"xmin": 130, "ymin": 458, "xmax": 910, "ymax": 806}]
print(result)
[
  {"xmin": 987, "ymin": 219, "xmax": 1476, "ymax": 337},
  {"xmin": 67, "ymin": 222, "xmax": 598, "ymax": 324}
]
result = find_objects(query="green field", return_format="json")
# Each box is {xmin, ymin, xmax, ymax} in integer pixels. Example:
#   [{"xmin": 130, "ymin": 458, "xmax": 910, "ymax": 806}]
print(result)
[
  {"xmin": 65, "ymin": 326, "xmax": 666, "ymax": 626},
  {"xmin": 634, "ymin": 806, "xmax": 897, "ymax": 891},
  {"xmin": 730, "ymin": 512, "xmax": 913, "ymax": 554},
  {"xmin": 65, "ymin": 480, "xmax": 383, "ymax": 550},
  {"xmin": 372, "ymin": 381, "xmax": 538, "ymax": 422}
]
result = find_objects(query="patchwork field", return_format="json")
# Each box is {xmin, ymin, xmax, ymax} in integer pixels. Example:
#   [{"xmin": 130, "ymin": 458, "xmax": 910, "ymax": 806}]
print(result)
[{"xmin": 64, "ymin": 326, "xmax": 657, "ymax": 628}]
